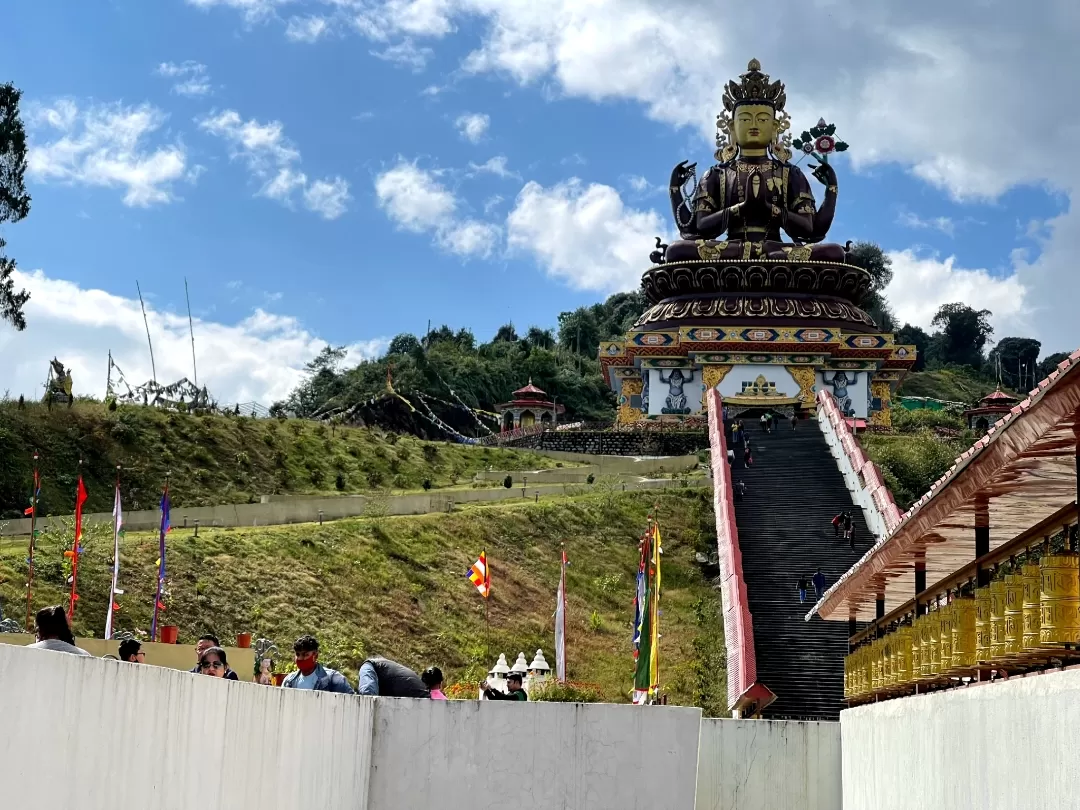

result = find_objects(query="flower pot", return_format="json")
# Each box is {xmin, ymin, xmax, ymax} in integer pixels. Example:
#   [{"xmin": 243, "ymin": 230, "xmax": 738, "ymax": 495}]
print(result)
[
  {"xmin": 159, "ymin": 625, "xmax": 179, "ymax": 645},
  {"xmin": 272, "ymin": 672, "xmax": 287, "ymax": 686},
  {"xmin": 236, "ymin": 632, "xmax": 252, "ymax": 649}
]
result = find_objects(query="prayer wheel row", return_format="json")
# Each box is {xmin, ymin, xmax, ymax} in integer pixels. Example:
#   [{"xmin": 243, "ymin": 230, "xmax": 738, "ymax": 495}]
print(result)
[{"xmin": 845, "ymin": 553, "xmax": 1080, "ymax": 701}]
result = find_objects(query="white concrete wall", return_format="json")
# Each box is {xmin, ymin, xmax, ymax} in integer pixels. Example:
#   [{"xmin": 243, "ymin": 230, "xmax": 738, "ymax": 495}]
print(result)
[
  {"xmin": 0, "ymin": 642, "xmax": 373, "ymax": 810},
  {"xmin": 695, "ymin": 719, "xmax": 842, "ymax": 810},
  {"xmin": 841, "ymin": 667, "xmax": 1080, "ymax": 810},
  {"xmin": 0, "ymin": 641, "xmax": 702, "ymax": 810},
  {"xmin": 370, "ymin": 699, "xmax": 702, "ymax": 810}
]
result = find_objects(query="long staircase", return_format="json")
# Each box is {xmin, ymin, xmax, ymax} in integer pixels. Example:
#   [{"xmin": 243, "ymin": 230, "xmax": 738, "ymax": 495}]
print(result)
[{"xmin": 728, "ymin": 421, "xmax": 874, "ymax": 719}]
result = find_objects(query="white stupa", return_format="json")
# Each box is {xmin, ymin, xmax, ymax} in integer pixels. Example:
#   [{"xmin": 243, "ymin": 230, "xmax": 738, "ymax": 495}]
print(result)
[{"xmin": 511, "ymin": 652, "xmax": 529, "ymax": 675}]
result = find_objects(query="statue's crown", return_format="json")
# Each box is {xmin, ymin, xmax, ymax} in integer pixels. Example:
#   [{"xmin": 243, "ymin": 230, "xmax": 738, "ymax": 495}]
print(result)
[{"xmin": 722, "ymin": 58, "xmax": 786, "ymax": 114}]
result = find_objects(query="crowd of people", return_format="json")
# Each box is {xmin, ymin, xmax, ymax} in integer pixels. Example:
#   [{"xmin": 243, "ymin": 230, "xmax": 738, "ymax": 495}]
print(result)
[{"xmin": 20, "ymin": 605, "xmax": 525, "ymax": 702}]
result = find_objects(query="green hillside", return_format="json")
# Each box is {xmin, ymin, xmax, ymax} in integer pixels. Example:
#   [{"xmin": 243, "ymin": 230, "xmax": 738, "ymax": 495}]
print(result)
[
  {"xmin": 0, "ymin": 490, "xmax": 726, "ymax": 712},
  {"xmin": 0, "ymin": 401, "xmax": 572, "ymax": 519},
  {"xmin": 897, "ymin": 367, "xmax": 1014, "ymax": 404}
]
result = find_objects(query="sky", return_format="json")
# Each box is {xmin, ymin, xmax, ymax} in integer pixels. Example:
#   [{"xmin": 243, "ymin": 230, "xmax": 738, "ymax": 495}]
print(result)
[{"xmin": 2, "ymin": 0, "xmax": 1076, "ymax": 405}]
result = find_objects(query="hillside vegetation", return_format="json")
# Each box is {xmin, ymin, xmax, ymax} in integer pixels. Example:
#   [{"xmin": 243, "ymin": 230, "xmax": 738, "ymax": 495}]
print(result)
[
  {"xmin": 896, "ymin": 367, "xmax": 1013, "ymax": 403},
  {"xmin": 0, "ymin": 401, "xmax": 571, "ymax": 519},
  {"xmin": 0, "ymin": 490, "xmax": 726, "ymax": 712}
]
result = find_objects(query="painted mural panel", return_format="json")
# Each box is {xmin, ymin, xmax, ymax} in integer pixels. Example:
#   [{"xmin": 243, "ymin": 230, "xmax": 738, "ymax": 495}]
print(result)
[
  {"xmin": 713, "ymin": 364, "xmax": 800, "ymax": 401},
  {"xmin": 816, "ymin": 371, "xmax": 870, "ymax": 418},
  {"xmin": 647, "ymin": 368, "xmax": 702, "ymax": 415}
]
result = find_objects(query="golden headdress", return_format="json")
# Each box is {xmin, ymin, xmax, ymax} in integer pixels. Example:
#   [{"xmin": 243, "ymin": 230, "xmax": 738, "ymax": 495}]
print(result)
[{"xmin": 716, "ymin": 58, "xmax": 792, "ymax": 162}]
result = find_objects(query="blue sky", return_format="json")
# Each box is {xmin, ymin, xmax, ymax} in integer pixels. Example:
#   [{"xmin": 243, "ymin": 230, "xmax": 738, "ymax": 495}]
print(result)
[{"xmin": 2, "ymin": 0, "xmax": 1076, "ymax": 403}]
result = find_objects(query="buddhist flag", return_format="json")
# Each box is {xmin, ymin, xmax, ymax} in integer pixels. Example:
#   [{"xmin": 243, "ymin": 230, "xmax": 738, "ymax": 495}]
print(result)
[
  {"xmin": 24, "ymin": 469, "xmax": 40, "ymax": 515},
  {"xmin": 151, "ymin": 483, "xmax": 171, "ymax": 641},
  {"xmin": 468, "ymin": 552, "xmax": 490, "ymax": 598},
  {"xmin": 632, "ymin": 520, "xmax": 662, "ymax": 705},
  {"xmin": 555, "ymin": 550, "xmax": 567, "ymax": 681},
  {"xmin": 104, "ymin": 480, "xmax": 123, "ymax": 640},
  {"xmin": 67, "ymin": 476, "xmax": 88, "ymax": 619}
]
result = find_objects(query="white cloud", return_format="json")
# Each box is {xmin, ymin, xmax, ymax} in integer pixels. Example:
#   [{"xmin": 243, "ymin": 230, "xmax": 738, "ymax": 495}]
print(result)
[
  {"xmin": 374, "ymin": 159, "xmax": 498, "ymax": 257},
  {"xmin": 884, "ymin": 249, "xmax": 1029, "ymax": 338},
  {"xmin": 468, "ymin": 155, "xmax": 518, "ymax": 180},
  {"xmin": 506, "ymin": 178, "xmax": 667, "ymax": 293},
  {"xmin": 197, "ymin": 109, "xmax": 350, "ymax": 219},
  {"xmin": 455, "ymin": 112, "xmax": 489, "ymax": 143},
  {"xmin": 0, "ymin": 268, "xmax": 386, "ymax": 404},
  {"xmin": 897, "ymin": 209, "xmax": 955, "ymax": 237},
  {"xmin": 155, "ymin": 61, "xmax": 213, "ymax": 96},
  {"xmin": 185, "ymin": 0, "xmax": 282, "ymax": 21},
  {"xmin": 370, "ymin": 38, "xmax": 433, "ymax": 71},
  {"xmin": 27, "ymin": 99, "xmax": 189, "ymax": 207},
  {"xmin": 285, "ymin": 15, "xmax": 329, "ymax": 42}
]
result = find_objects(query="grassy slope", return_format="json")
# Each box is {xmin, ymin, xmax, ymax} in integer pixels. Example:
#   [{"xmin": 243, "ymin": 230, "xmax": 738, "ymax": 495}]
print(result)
[
  {"xmin": 0, "ymin": 490, "xmax": 726, "ymax": 713},
  {"xmin": 0, "ymin": 401, "xmax": 572, "ymax": 518},
  {"xmin": 897, "ymin": 367, "xmax": 1014, "ymax": 403}
]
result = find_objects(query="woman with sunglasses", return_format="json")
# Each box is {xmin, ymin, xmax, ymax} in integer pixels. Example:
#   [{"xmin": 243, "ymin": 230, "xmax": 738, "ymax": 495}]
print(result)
[{"xmin": 198, "ymin": 646, "xmax": 230, "ymax": 678}]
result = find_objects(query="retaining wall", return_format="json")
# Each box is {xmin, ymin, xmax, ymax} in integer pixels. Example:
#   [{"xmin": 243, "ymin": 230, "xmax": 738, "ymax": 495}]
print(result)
[
  {"xmin": 695, "ymin": 719, "xmax": 842, "ymax": 810},
  {"xmin": 0, "ymin": 642, "xmax": 702, "ymax": 810},
  {"xmin": 841, "ymin": 667, "xmax": 1080, "ymax": 810},
  {"xmin": 0, "ymin": 477, "xmax": 686, "ymax": 537},
  {"xmin": 510, "ymin": 430, "xmax": 709, "ymax": 457}
]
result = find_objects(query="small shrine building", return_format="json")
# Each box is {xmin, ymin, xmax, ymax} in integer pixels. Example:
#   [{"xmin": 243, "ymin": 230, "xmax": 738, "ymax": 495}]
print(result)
[
  {"xmin": 496, "ymin": 380, "xmax": 564, "ymax": 432},
  {"xmin": 963, "ymin": 388, "xmax": 1020, "ymax": 433}
]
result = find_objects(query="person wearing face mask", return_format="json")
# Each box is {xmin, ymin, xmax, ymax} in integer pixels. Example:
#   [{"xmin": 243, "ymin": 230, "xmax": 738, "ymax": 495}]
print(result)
[
  {"xmin": 281, "ymin": 635, "xmax": 354, "ymax": 693},
  {"xmin": 189, "ymin": 634, "xmax": 239, "ymax": 680},
  {"xmin": 198, "ymin": 646, "xmax": 231, "ymax": 678}
]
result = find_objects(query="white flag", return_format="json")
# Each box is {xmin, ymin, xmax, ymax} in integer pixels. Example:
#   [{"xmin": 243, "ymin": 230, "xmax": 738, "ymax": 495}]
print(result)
[
  {"xmin": 555, "ymin": 550, "xmax": 567, "ymax": 681},
  {"xmin": 104, "ymin": 482, "xmax": 123, "ymax": 640}
]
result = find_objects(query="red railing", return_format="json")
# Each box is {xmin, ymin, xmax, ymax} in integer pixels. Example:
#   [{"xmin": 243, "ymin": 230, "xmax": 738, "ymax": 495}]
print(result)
[{"xmin": 707, "ymin": 389, "xmax": 773, "ymax": 714}]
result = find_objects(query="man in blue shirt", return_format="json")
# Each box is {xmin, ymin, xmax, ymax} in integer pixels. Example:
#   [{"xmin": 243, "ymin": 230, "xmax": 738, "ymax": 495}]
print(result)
[{"xmin": 281, "ymin": 635, "xmax": 354, "ymax": 693}]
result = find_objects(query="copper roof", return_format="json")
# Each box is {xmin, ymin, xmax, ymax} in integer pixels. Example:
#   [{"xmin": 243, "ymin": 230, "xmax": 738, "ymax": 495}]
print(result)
[
  {"xmin": 512, "ymin": 379, "xmax": 547, "ymax": 396},
  {"xmin": 809, "ymin": 348, "xmax": 1080, "ymax": 622}
]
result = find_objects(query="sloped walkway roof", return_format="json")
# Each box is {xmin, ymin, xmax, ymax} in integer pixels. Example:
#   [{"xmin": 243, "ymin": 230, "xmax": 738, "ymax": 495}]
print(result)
[{"xmin": 811, "ymin": 349, "xmax": 1080, "ymax": 622}]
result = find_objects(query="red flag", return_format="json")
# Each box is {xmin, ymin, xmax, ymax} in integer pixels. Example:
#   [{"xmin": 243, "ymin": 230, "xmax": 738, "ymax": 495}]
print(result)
[
  {"xmin": 68, "ymin": 476, "xmax": 88, "ymax": 619},
  {"xmin": 23, "ymin": 505, "xmax": 33, "ymax": 515}
]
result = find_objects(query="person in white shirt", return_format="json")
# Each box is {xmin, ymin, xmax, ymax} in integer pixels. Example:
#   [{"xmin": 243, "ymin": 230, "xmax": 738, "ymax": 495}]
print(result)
[{"xmin": 27, "ymin": 605, "xmax": 90, "ymax": 656}]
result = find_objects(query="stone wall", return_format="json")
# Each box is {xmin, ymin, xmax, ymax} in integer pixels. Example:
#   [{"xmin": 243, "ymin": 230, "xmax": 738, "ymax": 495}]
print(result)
[{"xmin": 511, "ymin": 430, "xmax": 709, "ymax": 457}]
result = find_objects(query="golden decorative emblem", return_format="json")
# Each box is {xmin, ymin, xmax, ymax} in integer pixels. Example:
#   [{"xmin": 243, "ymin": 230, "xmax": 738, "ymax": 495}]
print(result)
[
  {"xmin": 617, "ymin": 378, "xmax": 644, "ymax": 425},
  {"xmin": 696, "ymin": 240, "xmax": 729, "ymax": 261},
  {"xmin": 701, "ymin": 365, "xmax": 733, "ymax": 409},
  {"xmin": 787, "ymin": 366, "xmax": 817, "ymax": 405},
  {"xmin": 783, "ymin": 245, "xmax": 813, "ymax": 263}
]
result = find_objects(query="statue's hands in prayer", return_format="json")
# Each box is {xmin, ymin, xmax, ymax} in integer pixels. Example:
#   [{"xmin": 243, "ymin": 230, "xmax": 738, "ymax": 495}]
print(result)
[
  {"xmin": 810, "ymin": 161, "xmax": 837, "ymax": 189},
  {"xmin": 669, "ymin": 160, "xmax": 696, "ymax": 189}
]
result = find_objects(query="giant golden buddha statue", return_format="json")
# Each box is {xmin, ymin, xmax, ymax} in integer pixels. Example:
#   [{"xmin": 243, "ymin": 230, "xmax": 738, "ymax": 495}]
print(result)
[{"xmin": 664, "ymin": 59, "xmax": 844, "ymax": 264}]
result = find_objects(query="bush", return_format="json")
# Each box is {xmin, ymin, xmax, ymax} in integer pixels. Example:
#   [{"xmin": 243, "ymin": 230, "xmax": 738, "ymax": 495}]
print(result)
[
  {"xmin": 503, "ymin": 474, "xmax": 513, "ymax": 489},
  {"xmin": 586, "ymin": 473, "xmax": 595, "ymax": 485},
  {"xmin": 422, "ymin": 479, "xmax": 432, "ymax": 491},
  {"xmin": 366, "ymin": 469, "xmax": 385, "ymax": 488},
  {"xmin": 335, "ymin": 473, "xmax": 346, "ymax": 491},
  {"xmin": 530, "ymin": 681, "xmax": 602, "ymax": 703},
  {"xmin": 422, "ymin": 444, "xmax": 439, "ymax": 463},
  {"xmin": 861, "ymin": 430, "xmax": 967, "ymax": 509},
  {"xmin": 588, "ymin": 610, "xmax": 603, "ymax": 632}
]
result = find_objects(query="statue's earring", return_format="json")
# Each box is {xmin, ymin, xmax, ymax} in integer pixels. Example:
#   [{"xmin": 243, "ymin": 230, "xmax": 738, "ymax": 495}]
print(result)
[{"xmin": 715, "ymin": 115, "xmax": 737, "ymax": 163}]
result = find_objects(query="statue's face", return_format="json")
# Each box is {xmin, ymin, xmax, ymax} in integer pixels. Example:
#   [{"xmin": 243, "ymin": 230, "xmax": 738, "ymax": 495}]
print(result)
[{"xmin": 733, "ymin": 104, "xmax": 776, "ymax": 149}]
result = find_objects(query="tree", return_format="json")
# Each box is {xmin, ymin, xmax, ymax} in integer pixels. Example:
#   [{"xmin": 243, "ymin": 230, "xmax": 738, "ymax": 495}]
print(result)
[
  {"xmin": 525, "ymin": 326, "xmax": 555, "ymax": 350},
  {"xmin": 863, "ymin": 293, "xmax": 895, "ymax": 333},
  {"xmin": 986, "ymin": 337, "xmax": 1041, "ymax": 390},
  {"xmin": 492, "ymin": 323, "xmax": 518, "ymax": 343},
  {"xmin": 557, "ymin": 307, "xmax": 601, "ymax": 356},
  {"xmin": 930, "ymin": 303, "xmax": 993, "ymax": 369},
  {"xmin": 1037, "ymin": 351, "xmax": 1071, "ymax": 381},
  {"xmin": 0, "ymin": 83, "xmax": 32, "ymax": 331},
  {"xmin": 387, "ymin": 333, "xmax": 421, "ymax": 356},
  {"xmin": 847, "ymin": 242, "xmax": 893, "ymax": 292},
  {"xmin": 895, "ymin": 324, "xmax": 930, "ymax": 372}
]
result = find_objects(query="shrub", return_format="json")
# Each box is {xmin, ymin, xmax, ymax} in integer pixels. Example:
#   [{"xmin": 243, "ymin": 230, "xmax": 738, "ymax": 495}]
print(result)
[
  {"xmin": 366, "ymin": 469, "xmax": 385, "ymax": 488},
  {"xmin": 530, "ymin": 681, "xmax": 602, "ymax": 703},
  {"xmin": 588, "ymin": 610, "xmax": 603, "ymax": 632},
  {"xmin": 422, "ymin": 444, "xmax": 439, "ymax": 463},
  {"xmin": 422, "ymin": 479, "xmax": 432, "ymax": 491},
  {"xmin": 503, "ymin": 474, "xmax": 513, "ymax": 489},
  {"xmin": 335, "ymin": 473, "xmax": 346, "ymax": 491},
  {"xmin": 309, "ymin": 466, "xmax": 325, "ymax": 487},
  {"xmin": 586, "ymin": 473, "xmax": 595, "ymax": 485}
]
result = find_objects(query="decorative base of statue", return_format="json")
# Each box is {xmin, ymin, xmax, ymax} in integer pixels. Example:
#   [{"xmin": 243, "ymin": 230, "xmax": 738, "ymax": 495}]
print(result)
[{"xmin": 661, "ymin": 407, "xmax": 692, "ymax": 415}]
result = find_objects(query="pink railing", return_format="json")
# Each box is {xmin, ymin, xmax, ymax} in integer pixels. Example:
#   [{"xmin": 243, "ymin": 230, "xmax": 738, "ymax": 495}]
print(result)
[
  {"xmin": 816, "ymin": 390, "xmax": 903, "ymax": 536},
  {"xmin": 707, "ymin": 389, "xmax": 771, "ymax": 713}
]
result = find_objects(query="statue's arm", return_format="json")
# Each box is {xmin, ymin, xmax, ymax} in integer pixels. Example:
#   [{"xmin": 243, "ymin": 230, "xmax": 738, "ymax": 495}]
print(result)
[
  {"xmin": 692, "ymin": 167, "xmax": 742, "ymax": 238},
  {"xmin": 782, "ymin": 165, "xmax": 837, "ymax": 243}
]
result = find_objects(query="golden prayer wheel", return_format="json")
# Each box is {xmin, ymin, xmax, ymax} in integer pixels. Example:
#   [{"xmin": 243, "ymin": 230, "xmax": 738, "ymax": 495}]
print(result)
[
  {"xmin": 859, "ymin": 646, "xmax": 870, "ymax": 697},
  {"xmin": 951, "ymin": 597, "xmax": 976, "ymax": 669},
  {"xmin": 871, "ymin": 639, "xmax": 883, "ymax": 692},
  {"xmin": 894, "ymin": 625, "xmax": 912, "ymax": 685},
  {"xmin": 1004, "ymin": 573, "xmax": 1024, "ymax": 657},
  {"xmin": 927, "ymin": 610, "xmax": 941, "ymax": 677},
  {"xmin": 1023, "ymin": 563, "xmax": 1042, "ymax": 650},
  {"xmin": 975, "ymin": 587, "xmax": 991, "ymax": 663},
  {"xmin": 939, "ymin": 603, "xmax": 954, "ymax": 672},
  {"xmin": 919, "ymin": 614, "xmax": 933, "ymax": 678},
  {"xmin": 911, "ymin": 616, "xmax": 922, "ymax": 678},
  {"xmin": 1040, "ymin": 552, "xmax": 1080, "ymax": 645},
  {"xmin": 990, "ymin": 580, "xmax": 1007, "ymax": 660}
]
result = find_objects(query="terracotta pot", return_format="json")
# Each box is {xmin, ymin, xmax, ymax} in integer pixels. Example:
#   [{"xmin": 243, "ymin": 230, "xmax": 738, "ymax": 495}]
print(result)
[
  {"xmin": 272, "ymin": 672, "xmax": 287, "ymax": 686},
  {"xmin": 159, "ymin": 625, "xmax": 179, "ymax": 645},
  {"xmin": 236, "ymin": 632, "xmax": 252, "ymax": 649}
]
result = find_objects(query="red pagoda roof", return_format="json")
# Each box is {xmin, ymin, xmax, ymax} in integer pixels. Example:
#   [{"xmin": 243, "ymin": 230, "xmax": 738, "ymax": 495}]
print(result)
[
  {"xmin": 981, "ymin": 388, "xmax": 1019, "ymax": 404},
  {"xmin": 513, "ymin": 379, "xmax": 547, "ymax": 396}
]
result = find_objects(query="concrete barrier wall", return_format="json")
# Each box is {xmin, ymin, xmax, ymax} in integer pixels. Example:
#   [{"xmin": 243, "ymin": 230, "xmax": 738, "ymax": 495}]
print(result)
[
  {"xmin": 0, "ymin": 642, "xmax": 373, "ymax": 810},
  {"xmin": 0, "ymin": 641, "xmax": 703, "ymax": 810},
  {"xmin": 0, "ymin": 477, "xmax": 688, "ymax": 537},
  {"xmin": 520, "ymin": 449, "xmax": 701, "ymax": 474},
  {"xmin": 695, "ymin": 719, "xmax": 842, "ymax": 810},
  {"xmin": 370, "ymin": 699, "xmax": 702, "ymax": 810},
  {"xmin": 841, "ymin": 668, "xmax": 1080, "ymax": 810}
]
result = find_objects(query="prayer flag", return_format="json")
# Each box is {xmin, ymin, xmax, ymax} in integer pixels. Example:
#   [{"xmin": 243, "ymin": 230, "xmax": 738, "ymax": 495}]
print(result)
[
  {"xmin": 67, "ymin": 476, "xmax": 88, "ymax": 619},
  {"xmin": 104, "ymin": 480, "xmax": 123, "ymax": 640},
  {"xmin": 151, "ymin": 483, "xmax": 170, "ymax": 641},
  {"xmin": 467, "ymin": 552, "xmax": 490, "ymax": 598},
  {"xmin": 555, "ymin": 550, "xmax": 567, "ymax": 681},
  {"xmin": 632, "ymin": 520, "xmax": 662, "ymax": 705}
]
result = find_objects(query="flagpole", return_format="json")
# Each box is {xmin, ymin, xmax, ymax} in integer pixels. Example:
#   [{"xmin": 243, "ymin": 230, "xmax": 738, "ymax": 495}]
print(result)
[
  {"xmin": 184, "ymin": 277, "xmax": 198, "ymax": 387},
  {"xmin": 68, "ymin": 459, "xmax": 86, "ymax": 620},
  {"xmin": 105, "ymin": 466, "xmax": 122, "ymax": 640},
  {"xmin": 151, "ymin": 473, "xmax": 170, "ymax": 642},
  {"xmin": 25, "ymin": 451, "xmax": 40, "ymax": 632}
]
